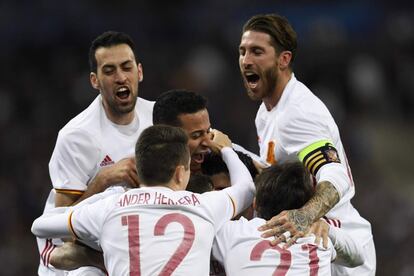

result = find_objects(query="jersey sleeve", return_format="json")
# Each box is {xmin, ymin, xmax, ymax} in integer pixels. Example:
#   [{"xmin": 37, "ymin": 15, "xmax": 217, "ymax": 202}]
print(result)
[
  {"xmin": 221, "ymin": 147, "xmax": 255, "ymax": 217},
  {"xmin": 212, "ymin": 219, "xmax": 243, "ymax": 264},
  {"xmin": 328, "ymin": 224, "xmax": 365, "ymax": 267},
  {"xmin": 49, "ymin": 128, "xmax": 100, "ymax": 193},
  {"xmin": 201, "ymin": 147, "xmax": 255, "ymax": 230},
  {"xmin": 69, "ymin": 194, "xmax": 116, "ymax": 246},
  {"xmin": 31, "ymin": 207, "xmax": 73, "ymax": 239},
  {"xmin": 279, "ymin": 107, "xmax": 351, "ymax": 199}
]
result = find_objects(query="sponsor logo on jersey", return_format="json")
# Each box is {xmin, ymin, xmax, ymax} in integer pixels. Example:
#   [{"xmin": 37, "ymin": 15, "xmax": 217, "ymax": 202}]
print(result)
[{"xmin": 100, "ymin": 155, "xmax": 115, "ymax": 167}]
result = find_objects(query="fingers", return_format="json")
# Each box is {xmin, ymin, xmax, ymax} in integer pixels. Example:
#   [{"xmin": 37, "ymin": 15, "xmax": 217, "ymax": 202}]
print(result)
[
  {"xmin": 283, "ymin": 234, "xmax": 301, "ymax": 248},
  {"xmin": 210, "ymin": 129, "xmax": 232, "ymax": 148},
  {"xmin": 269, "ymin": 230, "xmax": 290, "ymax": 246},
  {"xmin": 127, "ymin": 171, "xmax": 140, "ymax": 188},
  {"xmin": 258, "ymin": 211, "xmax": 289, "ymax": 231},
  {"xmin": 260, "ymin": 223, "xmax": 296, "ymax": 240},
  {"xmin": 314, "ymin": 235, "xmax": 321, "ymax": 247},
  {"xmin": 309, "ymin": 219, "xmax": 330, "ymax": 249}
]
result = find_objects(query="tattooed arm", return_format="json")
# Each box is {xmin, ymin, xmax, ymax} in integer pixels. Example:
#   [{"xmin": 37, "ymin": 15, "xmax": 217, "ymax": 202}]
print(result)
[{"xmin": 259, "ymin": 181, "xmax": 339, "ymax": 247}]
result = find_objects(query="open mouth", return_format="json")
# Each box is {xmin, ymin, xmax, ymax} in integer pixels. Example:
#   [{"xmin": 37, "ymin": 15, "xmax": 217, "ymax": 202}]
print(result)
[
  {"xmin": 116, "ymin": 87, "xmax": 131, "ymax": 100},
  {"xmin": 245, "ymin": 72, "xmax": 260, "ymax": 89},
  {"xmin": 192, "ymin": 153, "xmax": 205, "ymax": 164}
]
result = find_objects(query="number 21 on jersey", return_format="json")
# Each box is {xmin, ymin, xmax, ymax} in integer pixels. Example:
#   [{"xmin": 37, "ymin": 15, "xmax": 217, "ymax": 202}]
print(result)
[{"xmin": 250, "ymin": 241, "xmax": 320, "ymax": 276}]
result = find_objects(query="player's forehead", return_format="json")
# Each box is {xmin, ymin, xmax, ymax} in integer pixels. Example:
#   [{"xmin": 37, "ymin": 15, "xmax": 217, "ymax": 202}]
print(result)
[
  {"xmin": 239, "ymin": 30, "xmax": 273, "ymax": 49},
  {"xmin": 178, "ymin": 109, "xmax": 211, "ymax": 133},
  {"xmin": 95, "ymin": 44, "xmax": 136, "ymax": 68}
]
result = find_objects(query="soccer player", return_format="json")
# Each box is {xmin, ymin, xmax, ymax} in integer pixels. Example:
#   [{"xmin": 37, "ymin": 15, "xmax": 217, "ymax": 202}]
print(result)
[
  {"xmin": 37, "ymin": 31, "xmax": 154, "ymax": 275},
  {"xmin": 212, "ymin": 162, "xmax": 365, "ymax": 275},
  {"xmin": 237, "ymin": 14, "xmax": 375, "ymax": 275},
  {"xmin": 186, "ymin": 174, "xmax": 214, "ymax": 194},
  {"xmin": 202, "ymin": 150, "xmax": 259, "ymax": 191},
  {"xmin": 153, "ymin": 89, "xmax": 212, "ymax": 174},
  {"xmin": 32, "ymin": 125, "xmax": 255, "ymax": 276}
]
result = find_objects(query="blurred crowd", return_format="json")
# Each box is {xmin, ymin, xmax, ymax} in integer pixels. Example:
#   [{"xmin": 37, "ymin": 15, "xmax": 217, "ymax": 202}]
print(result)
[{"xmin": 0, "ymin": 0, "xmax": 413, "ymax": 275}]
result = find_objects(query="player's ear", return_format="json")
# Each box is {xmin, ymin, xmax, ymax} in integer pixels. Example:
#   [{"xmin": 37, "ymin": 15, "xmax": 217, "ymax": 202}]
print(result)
[
  {"xmin": 90, "ymin": 72, "xmax": 100, "ymax": 90},
  {"xmin": 174, "ymin": 165, "xmax": 185, "ymax": 185},
  {"xmin": 138, "ymin": 63, "xmax": 143, "ymax": 82},
  {"xmin": 278, "ymin": 51, "xmax": 292, "ymax": 70}
]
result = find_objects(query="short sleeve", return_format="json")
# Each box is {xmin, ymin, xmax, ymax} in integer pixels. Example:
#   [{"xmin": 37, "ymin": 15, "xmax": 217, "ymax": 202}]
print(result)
[
  {"xmin": 279, "ymin": 106, "xmax": 331, "ymax": 156},
  {"xmin": 281, "ymin": 107, "xmax": 350, "ymax": 198},
  {"xmin": 49, "ymin": 128, "xmax": 100, "ymax": 191}
]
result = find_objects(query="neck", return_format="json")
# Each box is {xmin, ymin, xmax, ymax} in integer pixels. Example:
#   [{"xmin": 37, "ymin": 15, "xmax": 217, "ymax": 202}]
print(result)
[
  {"xmin": 263, "ymin": 70, "xmax": 292, "ymax": 111},
  {"xmin": 140, "ymin": 181, "xmax": 182, "ymax": 191},
  {"xmin": 103, "ymin": 103, "xmax": 135, "ymax": 125}
]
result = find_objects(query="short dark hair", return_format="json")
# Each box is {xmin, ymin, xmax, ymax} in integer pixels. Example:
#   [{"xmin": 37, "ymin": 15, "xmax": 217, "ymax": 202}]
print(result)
[
  {"xmin": 186, "ymin": 174, "xmax": 214, "ymax": 194},
  {"xmin": 153, "ymin": 89, "xmax": 208, "ymax": 126},
  {"xmin": 255, "ymin": 162, "xmax": 314, "ymax": 220},
  {"xmin": 201, "ymin": 150, "xmax": 259, "ymax": 179},
  {"xmin": 243, "ymin": 14, "xmax": 297, "ymax": 67},
  {"xmin": 135, "ymin": 125, "xmax": 190, "ymax": 185},
  {"xmin": 89, "ymin": 31, "xmax": 138, "ymax": 73}
]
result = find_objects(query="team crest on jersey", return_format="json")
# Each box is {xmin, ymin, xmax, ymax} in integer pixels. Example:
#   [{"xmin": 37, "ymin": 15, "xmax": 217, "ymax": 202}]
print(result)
[
  {"xmin": 100, "ymin": 155, "xmax": 115, "ymax": 167},
  {"xmin": 302, "ymin": 142, "xmax": 341, "ymax": 176},
  {"xmin": 324, "ymin": 148, "xmax": 340, "ymax": 163}
]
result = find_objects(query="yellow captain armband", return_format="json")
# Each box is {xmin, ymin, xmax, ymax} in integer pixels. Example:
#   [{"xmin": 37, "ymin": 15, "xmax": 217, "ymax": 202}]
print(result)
[{"xmin": 298, "ymin": 140, "xmax": 341, "ymax": 176}]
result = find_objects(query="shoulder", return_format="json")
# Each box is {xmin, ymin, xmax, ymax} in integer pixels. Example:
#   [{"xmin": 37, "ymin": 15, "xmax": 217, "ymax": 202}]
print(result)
[
  {"xmin": 136, "ymin": 97, "xmax": 155, "ymax": 113},
  {"xmin": 282, "ymin": 80, "xmax": 332, "ymax": 126},
  {"xmin": 60, "ymin": 96, "xmax": 102, "ymax": 138}
]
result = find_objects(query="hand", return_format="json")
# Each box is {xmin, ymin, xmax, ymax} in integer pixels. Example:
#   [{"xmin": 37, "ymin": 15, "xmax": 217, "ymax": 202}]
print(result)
[
  {"xmin": 307, "ymin": 219, "xmax": 330, "ymax": 249},
  {"xmin": 207, "ymin": 129, "xmax": 232, "ymax": 154},
  {"xmin": 50, "ymin": 241, "xmax": 105, "ymax": 271},
  {"xmin": 258, "ymin": 209, "xmax": 313, "ymax": 248},
  {"xmin": 96, "ymin": 157, "xmax": 139, "ymax": 190}
]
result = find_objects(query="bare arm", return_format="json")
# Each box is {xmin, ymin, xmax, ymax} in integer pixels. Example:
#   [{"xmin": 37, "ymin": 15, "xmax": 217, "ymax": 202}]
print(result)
[
  {"xmin": 207, "ymin": 129, "xmax": 255, "ymax": 217},
  {"xmin": 50, "ymin": 241, "xmax": 105, "ymax": 271},
  {"xmin": 259, "ymin": 181, "xmax": 339, "ymax": 247}
]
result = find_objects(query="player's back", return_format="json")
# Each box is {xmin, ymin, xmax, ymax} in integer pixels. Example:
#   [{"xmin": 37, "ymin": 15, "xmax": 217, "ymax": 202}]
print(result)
[
  {"xmin": 213, "ymin": 217, "xmax": 334, "ymax": 276},
  {"xmin": 73, "ymin": 186, "xmax": 235, "ymax": 276}
]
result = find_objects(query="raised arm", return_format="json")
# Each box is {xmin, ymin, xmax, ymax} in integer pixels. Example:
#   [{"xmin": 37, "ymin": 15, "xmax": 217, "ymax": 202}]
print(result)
[{"xmin": 207, "ymin": 129, "xmax": 255, "ymax": 216}]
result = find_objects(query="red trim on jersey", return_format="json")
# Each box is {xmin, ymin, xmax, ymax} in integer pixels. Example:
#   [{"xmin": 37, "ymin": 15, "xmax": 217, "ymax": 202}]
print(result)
[
  {"xmin": 55, "ymin": 188, "xmax": 85, "ymax": 196},
  {"xmin": 45, "ymin": 244, "xmax": 56, "ymax": 267},
  {"xmin": 322, "ymin": 216, "xmax": 341, "ymax": 228},
  {"xmin": 68, "ymin": 211, "xmax": 80, "ymax": 240},
  {"xmin": 40, "ymin": 238, "xmax": 52, "ymax": 265}
]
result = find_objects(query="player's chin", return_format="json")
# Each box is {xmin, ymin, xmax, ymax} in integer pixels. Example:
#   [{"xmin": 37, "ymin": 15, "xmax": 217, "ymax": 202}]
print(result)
[{"xmin": 246, "ymin": 89, "xmax": 262, "ymax": 101}]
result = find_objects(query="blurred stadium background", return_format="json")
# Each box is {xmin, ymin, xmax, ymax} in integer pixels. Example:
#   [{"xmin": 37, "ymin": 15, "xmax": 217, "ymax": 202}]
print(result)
[{"xmin": 1, "ymin": 1, "xmax": 413, "ymax": 275}]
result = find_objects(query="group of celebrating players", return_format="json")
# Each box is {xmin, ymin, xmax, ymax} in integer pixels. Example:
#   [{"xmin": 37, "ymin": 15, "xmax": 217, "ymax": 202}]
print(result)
[{"xmin": 31, "ymin": 14, "xmax": 376, "ymax": 275}]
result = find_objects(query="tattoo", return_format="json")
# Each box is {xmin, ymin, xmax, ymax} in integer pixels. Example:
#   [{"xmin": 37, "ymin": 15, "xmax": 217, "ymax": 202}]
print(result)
[
  {"xmin": 288, "ymin": 209, "xmax": 313, "ymax": 233},
  {"xmin": 305, "ymin": 181, "xmax": 339, "ymax": 221},
  {"xmin": 289, "ymin": 181, "xmax": 339, "ymax": 232}
]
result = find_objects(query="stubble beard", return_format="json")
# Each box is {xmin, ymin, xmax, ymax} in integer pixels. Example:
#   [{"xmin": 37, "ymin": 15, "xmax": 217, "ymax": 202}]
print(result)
[
  {"xmin": 244, "ymin": 66, "xmax": 278, "ymax": 102},
  {"xmin": 107, "ymin": 91, "xmax": 138, "ymax": 117}
]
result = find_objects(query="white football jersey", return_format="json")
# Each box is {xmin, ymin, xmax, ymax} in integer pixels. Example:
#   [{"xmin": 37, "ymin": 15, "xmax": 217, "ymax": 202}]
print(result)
[
  {"xmin": 32, "ymin": 147, "xmax": 254, "ymax": 276},
  {"xmin": 255, "ymin": 74, "xmax": 375, "ymax": 275},
  {"xmin": 70, "ymin": 187, "xmax": 236, "ymax": 276},
  {"xmin": 213, "ymin": 217, "xmax": 334, "ymax": 276},
  {"xmin": 37, "ymin": 95, "xmax": 154, "ymax": 275}
]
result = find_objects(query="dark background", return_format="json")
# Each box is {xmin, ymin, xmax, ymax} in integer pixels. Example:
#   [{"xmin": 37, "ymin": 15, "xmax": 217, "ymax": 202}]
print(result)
[{"xmin": 1, "ymin": 1, "xmax": 414, "ymax": 275}]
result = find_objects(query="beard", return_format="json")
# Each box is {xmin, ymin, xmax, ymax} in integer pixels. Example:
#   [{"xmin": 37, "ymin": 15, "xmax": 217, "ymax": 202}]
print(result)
[
  {"xmin": 244, "ymin": 65, "xmax": 278, "ymax": 101},
  {"xmin": 107, "ymin": 93, "xmax": 138, "ymax": 116}
]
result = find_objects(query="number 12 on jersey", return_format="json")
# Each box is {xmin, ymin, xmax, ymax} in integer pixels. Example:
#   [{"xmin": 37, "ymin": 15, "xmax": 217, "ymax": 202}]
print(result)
[{"xmin": 122, "ymin": 213, "xmax": 195, "ymax": 276}]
